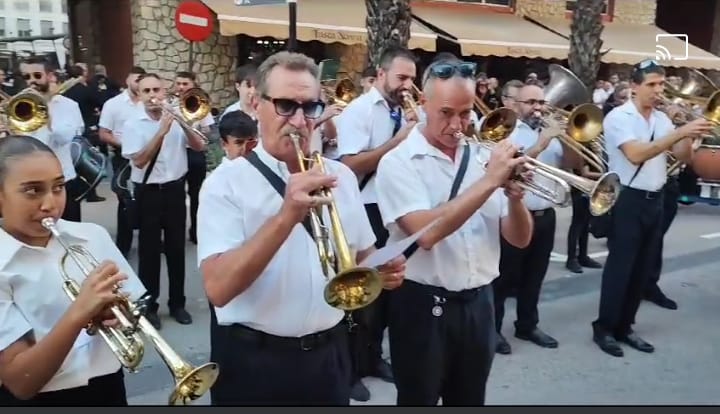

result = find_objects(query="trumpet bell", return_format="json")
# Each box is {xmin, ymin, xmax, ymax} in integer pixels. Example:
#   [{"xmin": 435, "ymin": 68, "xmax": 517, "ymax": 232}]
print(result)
[
  {"xmin": 566, "ymin": 103, "xmax": 604, "ymax": 144},
  {"xmin": 324, "ymin": 266, "xmax": 384, "ymax": 311},
  {"xmin": 169, "ymin": 362, "xmax": 220, "ymax": 405},
  {"xmin": 179, "ymin": 88, "xmax": 211, "ymax": 123},
  {"xmin": 588, "ymin": 172, "xmax": 621, "ymax": 216},
  {"xmin": 479, "ymin": 107, "xmax": 517, "ymax": 142},
  {"xmin": 6, "ymin": 92, "xmax": 48, "ymax": 132}
]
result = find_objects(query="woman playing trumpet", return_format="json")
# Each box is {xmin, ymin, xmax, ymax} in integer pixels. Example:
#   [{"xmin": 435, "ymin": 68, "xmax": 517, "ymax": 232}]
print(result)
[{"xmin": 0, "ymin": 135, "xmax": 147, "ymax": 405}]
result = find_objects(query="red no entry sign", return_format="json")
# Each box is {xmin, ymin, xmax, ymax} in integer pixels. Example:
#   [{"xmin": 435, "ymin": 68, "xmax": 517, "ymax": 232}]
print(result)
[{"xmin": 175, "ymin": 1, "xmax": 214, "ymax": 42}]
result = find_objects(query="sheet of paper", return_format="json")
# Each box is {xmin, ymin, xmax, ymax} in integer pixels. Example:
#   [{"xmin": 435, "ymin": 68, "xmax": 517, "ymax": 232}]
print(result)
[{"xmin": 358, "ymin": 218, "xmax": 440, "ymax": 268}]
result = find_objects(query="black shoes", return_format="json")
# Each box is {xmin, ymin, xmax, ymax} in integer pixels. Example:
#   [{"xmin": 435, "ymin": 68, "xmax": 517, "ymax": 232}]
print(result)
[
  {"xmin": 515, "ymin": 327, "xmax": 558, "ymax": 349},
  {"xmin": 170, "ymin": 308, "xmax": 193, "ymax": 325},
  {"xmin": 644, "ymin": 291, "xmax": 678, "ymax": 310},
  {"xmin": 593, "ymin": 332, "xmax": 623, "ymax": 357},
  {"xmin": 566, "ymin": 256, "xmax": 603, "ymax": 273},
  {"xmin": 593, "ymin": 324, "xmax": 654, "ymax": 357},
  {"xmin": 350, "ymin": 379, "xmax": 370, "ymax": 402},
  {"xmin": 496, "ymin": 333, "xmax": 512, "ymax": 355},
  {"xmin": 617, "ymin": 332, "xmax": 655, "ymax": 353},
  {"xmin": 145, "ymin": 311, "xmax": 162, "ymax": 330},
  {"xmin": 369, "ymin": 359, "xmax": 394, "ymax": 383}
]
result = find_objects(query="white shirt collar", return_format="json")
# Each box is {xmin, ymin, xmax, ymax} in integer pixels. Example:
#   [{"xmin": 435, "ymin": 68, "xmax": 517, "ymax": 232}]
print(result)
[
  {"xmin": 0, "ymin": 219, "xmax": 87, "ymax": 270},
  {"xmin": 405, "ymin": 124, "xmax": 464, "ymax": 161},
  {"xmin": 254, "ymin": 141, "xmax": 293, "ymax": 180}
]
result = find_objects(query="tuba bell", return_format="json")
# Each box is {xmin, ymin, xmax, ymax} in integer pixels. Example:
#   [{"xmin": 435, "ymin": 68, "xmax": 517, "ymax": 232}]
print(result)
[
  {"xmin": 289, "ymin": 133, "xmax": 385, "ymax": 311},
  {"xmin": 40, "ymin": 217, "xmax": 219, "ymax": 405},
  {"xmin": 0, "ymin": 78, "xmax": 82, "ymax": 133}
]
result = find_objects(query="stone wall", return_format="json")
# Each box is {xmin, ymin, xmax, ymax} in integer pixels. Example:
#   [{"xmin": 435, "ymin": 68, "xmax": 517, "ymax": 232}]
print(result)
[
  {"xmin": 130, "ymin": 0, "xmax": 238, "ymax": 109},
  {"xmin": 612, "ymin": 0, "xmax": 656, "ymax": 25},
  {"xmin": 326, "ymin": 43, "xmax": 369, "ymax": 83},
  {"xmin": 514, "ymin": 0, "xmax": 565, "ymax": 18}
]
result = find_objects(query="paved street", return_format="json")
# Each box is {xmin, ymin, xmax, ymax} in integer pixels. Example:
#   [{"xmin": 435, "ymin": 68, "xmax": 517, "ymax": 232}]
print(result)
[{"xmin": 80, "ymin": 182, "xmax": 720, "ymax": 405}]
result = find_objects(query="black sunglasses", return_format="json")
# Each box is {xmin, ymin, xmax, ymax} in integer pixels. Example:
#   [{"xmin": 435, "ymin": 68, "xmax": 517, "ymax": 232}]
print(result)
[
  {"xmin": 261, "ymin": 94, "xmax": 325, "ymax": 119},
  {"xmin": 22, "ymin": 72, "xmax": 44, "ymax": 81},
  {"xmin": 427, "ymin": 61, "xmax": 477, "ymax": 80},
  {"xmin": 633, "ymin": 59, "xmax": 660, "ymax": 73}
]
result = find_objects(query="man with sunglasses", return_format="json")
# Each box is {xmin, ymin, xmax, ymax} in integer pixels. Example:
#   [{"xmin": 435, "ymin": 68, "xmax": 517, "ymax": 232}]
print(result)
[
  {"xmin": 334, "ymin": 46, "xmax": 418, "ymax": 395},
  {"xmin": 592, "ymin": 60, "xmax": 712, "ymax": 357},
  {"xmin": 120, "ymin": 73, "xmax": 206, "ymax": 330},
  {"xmin": 196, "ymin": 51, "xmax": 406, "ymax": 405},
  {"xmin": 416, "ymin": 57, "xmax": 481, "ymax": 128},
  {"xmin": 375, "ymin": 59, "xmax": 533, "ymax": 405},
  {"xmin": 493, "ymin": 84, "xmax": 581, "ymax": 354},
  {"xmin": 17, "ymin": 56, "xmax": 85, "ymax": 222}
]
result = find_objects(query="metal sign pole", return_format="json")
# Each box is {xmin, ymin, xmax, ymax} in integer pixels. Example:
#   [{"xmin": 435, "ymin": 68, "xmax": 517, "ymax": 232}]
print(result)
[{"xmin": 288, "ymin": 0, "xmax": 297, "ymax": 52}]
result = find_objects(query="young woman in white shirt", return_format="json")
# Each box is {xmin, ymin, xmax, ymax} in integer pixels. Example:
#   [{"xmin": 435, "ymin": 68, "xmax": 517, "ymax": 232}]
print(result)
[{"xmin": 0, "ymin": 135, "xmax": 147, "ymax": 405}]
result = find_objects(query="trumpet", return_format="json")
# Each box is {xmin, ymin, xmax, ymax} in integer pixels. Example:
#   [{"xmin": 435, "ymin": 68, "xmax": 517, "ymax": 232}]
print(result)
[
  {"xmin": 152, "ymin": 87, "xmax": 211, "ymax": 142},
  {"xmin": 289, "ymin": 133, "xmax": 384, "ymax": 311},
  {"xmin": 40, "ymin": 217, "xmax": 219, "ymax": 405},
  {"xmin": 402, "ymin": 86, "xmax": 422, "ymax": 121},
  {"xmin": 460, "ymin": 129, "xmax": 621, "ymax": 216},
  {"xmin": 0, "ymin": 78, "xmax": 82, "ymax": 133}
]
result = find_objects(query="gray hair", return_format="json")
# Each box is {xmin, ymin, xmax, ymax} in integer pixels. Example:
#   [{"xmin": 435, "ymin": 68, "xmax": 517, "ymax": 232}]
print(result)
[
  {"xmin": 422, "ymin": 74, "xmax": 474, "ymax": 100},
  {"xmin": 255, "ymin": 51, "xmax": 319, "ymax": 96},
  {"xmin": 501, "ymin": 80, "xmax": 524, "ymax": 98}
]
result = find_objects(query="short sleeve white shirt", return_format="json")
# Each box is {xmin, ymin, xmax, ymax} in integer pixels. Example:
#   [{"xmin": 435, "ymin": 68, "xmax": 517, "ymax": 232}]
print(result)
[
  {"xmin": 196, "ymin": 144, "xmax": 376, "ymax": 337},
  {"xmin": 375, "ymin": 124, "xmax": 509, "ymax": 292},
  {"xmin": 0, "ymin": 220, "xmax": 147, "ymax": 392}
]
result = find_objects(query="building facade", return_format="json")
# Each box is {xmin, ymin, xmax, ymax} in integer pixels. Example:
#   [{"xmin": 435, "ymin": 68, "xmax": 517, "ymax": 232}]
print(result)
[{"xmin": 0, "ymin": 0, "xmax": 69, "ymax": 59}]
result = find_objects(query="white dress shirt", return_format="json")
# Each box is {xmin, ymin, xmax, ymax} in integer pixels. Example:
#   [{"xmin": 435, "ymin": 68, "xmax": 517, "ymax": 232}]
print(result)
[
  {"xmin": 220, "ymin": 101, "xmax": 241, "ymax": 121},
  {"xmin": 196, "ymin": 144, "xmax": 376, "ymax": 337},
  {"xmin": 375, "ymin": 125, "xmax": 509, "ymax": 291},
  {"xmin": 28, "ymin": 95, "xmax": 84, "ymax": 182},
  {"xmin": 604, "ymin": 100, "xmax": 674, "ymax": 192},
  {"xmin": 0, "ymin": 219, "xmax": 147, "ymax": 392},
  {"xmin": 335, "ymin": 87, "xmax": 407, "ymax": 205},
  {"xmin": 508, "ymin": 120, "xmax": 564, "ymax": 211},
  {"xmin": 120, "ymin": 110, "xmax": 192, "ymax": 184},
  {"xmin": 97, "ymin": 90, "xmax": 144, "ymax": 147}
]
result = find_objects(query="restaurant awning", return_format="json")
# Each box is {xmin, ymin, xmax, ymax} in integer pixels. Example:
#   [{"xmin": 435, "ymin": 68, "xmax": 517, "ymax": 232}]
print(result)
[
  {"xmin": 410, "ymin": 5, "xmax": 569, "ymax": 60},
  {"xmin": 201, "ymin": 0, "xmax": 437, "ymax": 51},
  {"xmin": 529, "ymin": 17, "xmax": 720, "ymax": 70}
]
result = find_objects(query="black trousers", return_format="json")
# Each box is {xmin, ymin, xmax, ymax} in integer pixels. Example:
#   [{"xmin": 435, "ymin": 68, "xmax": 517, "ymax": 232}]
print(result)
[
  {"xmin": 186, "ymin": 149, "xmax": 207, "ymax": 240},
  {"xmin": 646, "ymin": 176, "xmax": 680, "ymax": 296},
  {"xmin": 210, "ymin": 323, "xmax": 351, "ymax": 405},
  {"xmin": 111, "ymin": 152, "xmax": 133, "ymax": 256},
  {"xmin": 350, "ymin": 203, "xmax": 390, "ymax": 378},
  {"xmin": 567, "ymin": 189, "xmax": 592, "ymax": 260},
  {"xmin": 594, "ymin": 187, "xmax": 663, "ymax": 337},
  {"xmin": 0, "ymin": 370, "xmax": 126, "ymax": 406},
  {"xmin": 494, "ymin": 208, "xmax": 556, "ymax": 334},
  {"xmin": 135, "ymin": 177, "xmax": 187, "ymax": 312},
  {"xmin": 388, "ymin": 280, "xmax": 495, "ymax": 405},
  {"xmin": 62, "ymin": 178, "xmax": 83, "ymax": 222}
]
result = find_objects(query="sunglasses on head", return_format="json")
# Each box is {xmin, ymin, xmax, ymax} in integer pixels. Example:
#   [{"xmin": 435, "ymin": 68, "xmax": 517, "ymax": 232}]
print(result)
[
  {"xmin": 634, "ymin": 59, "xmax": 660, "ymax": 73},
  {"xmin": 23, "ymin": 72, "xmax": 44, "ymax": 81},
  {"xmin": 261, "ymin": 94, "xmax": 325, "ymax": 119},
  {"xmin": 427, "ymin": 61, "xmax": 477, "ymax": 80}
]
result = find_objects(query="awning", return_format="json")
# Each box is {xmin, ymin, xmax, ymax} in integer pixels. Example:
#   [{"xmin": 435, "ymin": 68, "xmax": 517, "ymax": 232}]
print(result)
[
  {"xmin": 530, "ymin": 17, "xmax": 720, "ymax": 70},
  {"xmin": 201, "ymin": 0, "xmax": 437, "ymax": 51},
  {"xmin": 410, "ymin": 5, "xmax": 569, "ymax": 60}
]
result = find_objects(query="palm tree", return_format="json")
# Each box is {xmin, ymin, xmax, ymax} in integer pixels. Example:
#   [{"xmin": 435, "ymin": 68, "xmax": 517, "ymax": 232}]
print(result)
[
  {"xmin": 365, "ymin": 0, "xmax": 412, "ymax": 67},
  {"xmin": 568, "ymin": 0, "xmax": 606, "ymax": 91}
]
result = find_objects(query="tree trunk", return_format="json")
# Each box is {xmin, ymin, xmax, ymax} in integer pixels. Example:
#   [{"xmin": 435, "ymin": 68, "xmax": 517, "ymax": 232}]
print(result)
[
  {"xmin": 365, "ymin": 0, "xmax": 412, "ymax": 68},
  {"xmin": 568, "ymin": 0, "xmax": 606, "ymax": 92}
]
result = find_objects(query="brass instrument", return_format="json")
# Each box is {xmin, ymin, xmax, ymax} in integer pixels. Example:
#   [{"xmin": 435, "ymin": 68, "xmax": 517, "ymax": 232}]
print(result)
[
  {"xmin": 542, "ymin": 64, "xmax": 607, "ymax": 173},
  {"xmin": 152, "ymin": 87, "xmax": 211, "ymax": 142},
  {"xmin": 0, "ymin": 78, "xmax": 82, "ymax": 133},
  {"xmin": 40, "ymin": 217, "xmax": 219, "ymax": 405},
  {"xmin": 289, "ymin": 133, "xmax": 384, "ymax": 311},
  {"xmin": 401, "ymin": 85, "xmax": 422, "ymax": 121},
  {"xmin": 462, "ymin": 127, "xmax": 621, "ymax": 216},
  {"xmin": 323, "ymin": 78, "xmax": 358, "ymax": 108},
  {"xmin": 477, "ymin": 107, "xmax": 517, "ymax": 142}
]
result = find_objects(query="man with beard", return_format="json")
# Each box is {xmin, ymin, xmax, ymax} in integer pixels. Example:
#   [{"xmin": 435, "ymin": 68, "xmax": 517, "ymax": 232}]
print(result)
[
  {"xmin": 17, "ymin": 56, "xmax": 84, "ymax": 222},
  {"xmin": 121, "ymin": 73, "xmax": 206, "ymax": 329},
  {"xmin": 98, "ymin": 66, "xmax": 146, "ymax": 257},
  {"xmin": 492, "ymin": 84, "xmax": 581, "ymax": 354},
  {"xmin": 334, "ymin": 45, "xmax": 418, "ymax": 399},
  {"xmin": 196, "ymin": 51, "xmax": 406, "ymax": 405}
]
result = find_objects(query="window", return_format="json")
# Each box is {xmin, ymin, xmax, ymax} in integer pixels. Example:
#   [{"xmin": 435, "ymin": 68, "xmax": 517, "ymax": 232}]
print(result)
[
  {"xmin": 16, "ymin": 18, "xmax": 31, "ymax": 37},
  {"xmin": 565, "ymin": 0, "xmax": 611, "ymax": 15},
  {"xmin": 457, "ymin": 0, "xmax": 512, "ymax": 5},
  {"xmin": 62, "ymin": 22, "xmax": 68, "ymax": 34},
  {"xmin": 13, "ymin": 0, "xmax": 29, "ymax": 11},
  {"xmin": 0, "ymin": 17, "xmax": 5, "ymax": 37},
  {"xmin": 39, "ymin": 0, "xmax": 52, "ymax": 12},
  {"xmin": 40, "ymin": 20, "xmax": 54, "ymax": 35}
]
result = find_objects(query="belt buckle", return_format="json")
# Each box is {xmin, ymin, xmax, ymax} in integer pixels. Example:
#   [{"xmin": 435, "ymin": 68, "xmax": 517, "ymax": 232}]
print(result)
[
  {"xmin": 299, "ymin": 335, "xmax": 314, "ymax": 351},
  {"xmin": 533, "ymin": 210, "xmax": 545, "ymax": 217},
  {"xmin": 645, "ymin": 191, "xmax": 656, "ymax": 200}
]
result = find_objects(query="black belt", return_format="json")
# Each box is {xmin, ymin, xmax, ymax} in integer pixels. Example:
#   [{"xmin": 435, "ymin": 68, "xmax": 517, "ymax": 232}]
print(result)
[
  {"xmin": 622, "ymin": 186, "xmax": 662, "ymax": 200},
  {"xmin": 531, "ymin": 207, "xmax": 553, "ymax": 217},
  {"xmin": 133, "ymin": 177, "xmax": 185, "ymax": 190},
  {"xmin": 405, "ymin": 279, "xmax": 483, "ymax": 303},
  {"xmin": 224, "ymin": 322, "xmax": 345, "ymax": 351}
]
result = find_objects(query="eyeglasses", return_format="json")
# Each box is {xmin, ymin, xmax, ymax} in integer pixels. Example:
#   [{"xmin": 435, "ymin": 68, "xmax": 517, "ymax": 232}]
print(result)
[
  {"xmin": 22, "ymin": 72, "xmax": 43, "ymax": 81},
  {"xmin": 517, "ymin": 99, "xmax": 547, "ymax": 106},
  {"xmin": 261, "ymin": 94, "xmax": 325, "ymax": 119},
  {"xmin": 141, "ymin": 87, "xmax": 162, "ymax": 94},
  {"xmin": 427, "ymin": 61, "xmax": 477, "ymax": 80}
]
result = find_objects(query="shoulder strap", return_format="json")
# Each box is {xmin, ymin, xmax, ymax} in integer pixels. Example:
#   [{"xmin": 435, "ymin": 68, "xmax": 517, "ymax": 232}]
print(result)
[
  {"xmin": 141, "ymin": 148, "xmax": 161, "ymax": 185},
  {"xmin": 402, "ymin": 145, "xmax": 471, "ymax": 260},
  {"xmin": 245, "ymin": 151, "xmax": 313, "ymax": 237},
  {"xmin": 628, "ymin": 128, "xmax": 656, "ymax": 187},
  {"xmin": 359, "ymin": 172, "xmax": 374, "ymax": 191}
]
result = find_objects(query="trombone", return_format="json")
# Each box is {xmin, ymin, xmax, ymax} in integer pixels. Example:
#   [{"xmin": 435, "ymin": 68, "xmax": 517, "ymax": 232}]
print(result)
[
  {"xmin": 289, "ymin": 132, "xmax": 384, "ymax": 311},
  {"xmin": 0, "ymin": 78, "xmax": 82, "ymax": 133},
  {"xmin": 465, "ymin": 114, "xmax": 622, "ymax": 216},
  {"xmin": 41, "ymin": 217, "xmax": 219, "ymax": 405},
  {"xmin": 152, "ymin": 87, "xmax": 211, "ymax": 142},
  {"xmin": 322, "ymin": 78, "xmax": 358, "ymax": 109}
]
